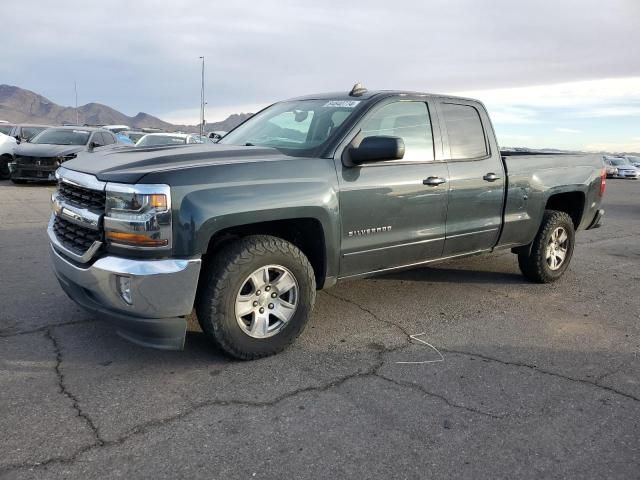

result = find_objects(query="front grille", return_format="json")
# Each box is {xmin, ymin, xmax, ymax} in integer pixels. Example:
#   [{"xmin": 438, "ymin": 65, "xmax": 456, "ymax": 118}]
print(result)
[
  {"xmin": 15, "ymin": 156, "xmax": 56, "ymax": 166},
  {"xmin": 58, "ymin": 181, "xmax": 106, "ymax": 211},
  {"xmin": 53, "ymin": 215, "xmax": 102, "ymax": 255}
]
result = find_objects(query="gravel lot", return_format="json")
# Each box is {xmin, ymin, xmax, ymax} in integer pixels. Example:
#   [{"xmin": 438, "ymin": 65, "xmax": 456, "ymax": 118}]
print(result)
[{"xmin": 1, "ymin": 178, "xmax": 639, "ymax": 479}]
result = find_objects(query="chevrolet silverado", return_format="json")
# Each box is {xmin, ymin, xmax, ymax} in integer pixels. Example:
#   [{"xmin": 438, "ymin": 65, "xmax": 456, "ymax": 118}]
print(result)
[{"xmin": 48, "ymin": 84, "xmax": 605, "ymax": 359}]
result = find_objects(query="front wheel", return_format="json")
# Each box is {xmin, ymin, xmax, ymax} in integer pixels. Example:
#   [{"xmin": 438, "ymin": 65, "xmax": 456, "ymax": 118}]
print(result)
[
  {"xmin": 518, "ymin": 210, "xmax": 575, "ymax": 283},
  {"xmin": 0, "ymin": 155, "xmax": 12, "ymax": 180},
  {"xmin": 196, "ymin": 235, "xmax": 316, "ymax": 360}
]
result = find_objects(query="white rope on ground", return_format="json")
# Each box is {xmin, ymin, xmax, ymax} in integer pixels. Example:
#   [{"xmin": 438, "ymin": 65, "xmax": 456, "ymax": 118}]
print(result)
[{"xmin": 395, "ymin": 332, "xmax": 444, "ymax": 364}]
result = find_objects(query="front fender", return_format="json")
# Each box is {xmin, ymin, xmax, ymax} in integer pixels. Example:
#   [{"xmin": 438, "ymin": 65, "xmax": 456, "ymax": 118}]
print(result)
[{"xmin": 168, "ymin": 159, "xmax": 341, "ymax": 282}]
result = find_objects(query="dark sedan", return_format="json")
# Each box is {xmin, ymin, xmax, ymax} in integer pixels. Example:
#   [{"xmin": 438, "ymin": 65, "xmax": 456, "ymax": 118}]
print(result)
[{"xmin": 9, "ymin": 127, "xmax": 119, "ymax": 183}]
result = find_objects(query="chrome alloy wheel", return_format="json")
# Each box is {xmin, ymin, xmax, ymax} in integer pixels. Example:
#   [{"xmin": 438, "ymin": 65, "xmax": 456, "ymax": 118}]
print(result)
[
  {"xmin": 546, "ymin": 227, "xmax": 569, "ymax": 270},
  {"xmin": 234, "ymin": 265, "xmax": 299, "ymax": 339}
]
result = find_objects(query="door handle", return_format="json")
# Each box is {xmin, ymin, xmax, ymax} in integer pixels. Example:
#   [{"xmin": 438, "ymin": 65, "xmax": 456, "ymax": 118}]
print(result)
[
  {"xmin": 483, "ymin": 172, "xmax": 501, "ymax": 182},
  {"xmin": 423, "ymin": 176, "xmax": 446, "ymax": 186}
]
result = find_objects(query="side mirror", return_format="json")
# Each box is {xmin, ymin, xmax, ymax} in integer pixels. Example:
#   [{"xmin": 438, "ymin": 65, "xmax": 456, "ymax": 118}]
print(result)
[
  {"xmin": 14, "ymin": 136, "xmax": 21, "ymax": 144},
  {"xmin": 349, "ymin": 136, "xmax": 405, "ymax": 165},
  {"xmin": 88, "ymin": 141, "xmax": 102, "ymax": 151}
]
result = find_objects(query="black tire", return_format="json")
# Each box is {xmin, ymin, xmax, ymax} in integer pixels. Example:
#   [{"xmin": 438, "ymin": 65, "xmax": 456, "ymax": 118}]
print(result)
[
  {"xmin": 10, "ymin": 178, "xmax": 27, "ymax": 184},
  {"xmin": 0, "ymin": 155, "xmax": 11, "ymax": 180},
  {"xmin": 196, "ymin": 235, "xmax": 316, "ymax": 360},
  {"xmin": 518, "ymin": 210, "xmax": 575, "ymax": 283}
]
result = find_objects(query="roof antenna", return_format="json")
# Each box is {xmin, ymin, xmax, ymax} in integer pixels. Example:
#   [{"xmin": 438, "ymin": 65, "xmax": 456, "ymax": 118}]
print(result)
[{"xmin": 349, "ymin": 82, "xmax": 367, "ymax": 97}]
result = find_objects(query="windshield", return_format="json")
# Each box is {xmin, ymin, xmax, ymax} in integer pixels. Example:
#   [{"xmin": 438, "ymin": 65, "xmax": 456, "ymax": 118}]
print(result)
[
  {"xmin": 0, "ymin": 125, "xmax": 13, "ymax": 135},
  {"xmin": 22, "ymin": 127, "xmax": 47, "ymax": 140},
  {"xmin": 126, "ymin": 132, "xmax": 145, "ymax": 142},
  {"xmin": 136, "ymin": 135, "xmax": 187, "ymax": 147},
  {"xmin": 608, "ymin": 159, "xmax": 628, "ymax": 166},
  {"xmin": 220, "ymin": 99, "xmax": 361, "ymax": 155},
  {"xmin": 31, "ymin": 129, "xmax": 91, "ymax": 145}
]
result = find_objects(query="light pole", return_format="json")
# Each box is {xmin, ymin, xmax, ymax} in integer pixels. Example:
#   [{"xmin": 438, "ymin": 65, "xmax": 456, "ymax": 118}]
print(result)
[
  {"xmin": 74, "ymin": 81, "xmax": 79, "ymax": 125},
  {"xmin": 199, "ymin": 56, "xmax": 205, "ymax": 137}
]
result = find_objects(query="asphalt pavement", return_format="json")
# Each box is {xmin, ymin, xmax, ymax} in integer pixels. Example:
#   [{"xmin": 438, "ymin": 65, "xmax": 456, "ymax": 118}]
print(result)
[{"xmin": 0, "ymin": 178, "xmax": 639, "ymax": 479}]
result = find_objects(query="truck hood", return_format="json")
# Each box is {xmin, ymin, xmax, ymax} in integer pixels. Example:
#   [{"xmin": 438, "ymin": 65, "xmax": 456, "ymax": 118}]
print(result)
[
  {"xmin": 15, "ymin": 143, "xmax": 86, "ymax": 158},
  {"xmin": 61, "ymin": 144, "xmax": 291, "ymax": 184}
]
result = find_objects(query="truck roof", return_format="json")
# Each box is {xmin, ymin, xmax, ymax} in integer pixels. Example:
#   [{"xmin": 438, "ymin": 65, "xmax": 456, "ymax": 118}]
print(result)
[{"xmin": 287, "ymin": 89, "xmax": 480, "ymax": 104}]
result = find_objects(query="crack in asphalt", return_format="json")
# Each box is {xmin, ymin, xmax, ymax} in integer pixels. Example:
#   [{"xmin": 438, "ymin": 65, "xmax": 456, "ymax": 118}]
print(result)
[
  {"xmin": 3, "ymin": 288, "xmax": 638, "ymax": 475},
  {"xmin": 375, "ymin": 374, "xmax": 504, "ymax": 419},
  {"xmin": 0, "ymin": 319, "xmax": 93, "ymax": 338},
  {"xmin": 43, "ymin": 328, "xmax": 105, "ymax": 444},
  {"xmin": 322, "ymin": 290, "xmax": 414, "ymax": 339},
  {"xmin": 326, "ymin": 283, "xmax": 640, "ymax": 405},
  {"xmin": 1, "ymin": 314, "xmax": 497, "ymax": 476},
  {"xmin": 442, "ymin": 348, "xmax": 640, "ymax": 403}
]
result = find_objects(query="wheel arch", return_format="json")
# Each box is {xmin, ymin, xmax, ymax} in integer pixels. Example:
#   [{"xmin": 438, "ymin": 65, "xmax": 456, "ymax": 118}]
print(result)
[{"xmin": 201, "ymin": 217, "xmax": 329, "ymax": 289}]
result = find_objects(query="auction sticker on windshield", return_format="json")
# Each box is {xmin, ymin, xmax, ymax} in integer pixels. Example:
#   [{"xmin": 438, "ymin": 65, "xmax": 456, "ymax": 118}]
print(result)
[{"xmin": 323, "ymin": 100, "xmax": 360, "ymax": 108}]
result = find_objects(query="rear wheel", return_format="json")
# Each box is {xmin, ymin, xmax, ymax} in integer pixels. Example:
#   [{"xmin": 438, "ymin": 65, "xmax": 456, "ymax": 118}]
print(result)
[
  {"xmin": 196, "ymin": 235, "xmax": 316, "ymax": 360},
  {"xmin": 518, "ymin": 210, "xmax": 575, "ymax": 283}
]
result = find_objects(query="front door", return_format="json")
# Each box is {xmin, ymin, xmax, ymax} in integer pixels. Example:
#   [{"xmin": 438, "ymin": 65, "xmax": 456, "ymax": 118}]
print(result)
[{"xmin": 335, "ymin": 99, "xmax": 450, "ymax": 278}]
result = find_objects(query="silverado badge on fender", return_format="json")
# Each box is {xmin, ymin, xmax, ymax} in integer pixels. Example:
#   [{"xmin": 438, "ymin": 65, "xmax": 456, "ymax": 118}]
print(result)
[{"xmin": 348, "ymin": 226, "xmax": 392, "ymax": 237}]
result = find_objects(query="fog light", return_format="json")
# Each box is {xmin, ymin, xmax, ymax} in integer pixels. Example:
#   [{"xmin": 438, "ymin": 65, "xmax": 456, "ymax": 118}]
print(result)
[{"xmin": 116, "ymin": 275, "xmax": 133, "ymax": 305}]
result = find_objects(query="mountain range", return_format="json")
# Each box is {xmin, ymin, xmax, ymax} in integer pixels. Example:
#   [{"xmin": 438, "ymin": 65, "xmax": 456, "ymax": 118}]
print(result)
[{"xmin": 0, "ymin": 84, "xmax": 252, "ymax": 133}]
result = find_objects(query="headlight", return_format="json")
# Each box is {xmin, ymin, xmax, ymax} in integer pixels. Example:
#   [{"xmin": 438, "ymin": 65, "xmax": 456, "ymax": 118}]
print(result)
[{"xmin": 104, "ymin": 183, "xmax": 172, "ymax": 249}]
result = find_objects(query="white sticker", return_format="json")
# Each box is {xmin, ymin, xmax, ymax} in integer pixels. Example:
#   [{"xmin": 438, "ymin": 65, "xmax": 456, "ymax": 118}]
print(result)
[{"xmin": 323, "ymin": 100, "xmax": 361, "ymax": 108}]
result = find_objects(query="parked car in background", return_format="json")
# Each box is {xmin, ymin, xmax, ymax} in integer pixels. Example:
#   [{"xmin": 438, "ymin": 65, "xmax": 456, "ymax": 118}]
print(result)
[
  {"xmin": 115, "ymin": 133, "xmax": 135, "ymax": 145},
  {"xmin": 9, "ymin": 127, "xmax": 120, "ymax": 183},
  {"xmin": 624, "ymin": 155, "xmax": 640, "ymax": 168},
  {"xmin": 603, "ymin": 156, "xmax": 618, "ymax": 178},
  {"xmin": 102, "ymin": 125, "xmax": 130, "ymax": 134},
  {"xmin": 122, "ymin": 130, "xmax": 146, "ymax": 143},
  {"xmin": 0, "ymin": 123, "xmax": 15, "ymax": 135},
  {"xmin": 9, "ymin": 124, "xmax": 50, "ymax": 143},
  {"xmin": 0, "ymin": 132, "xmax": 18, "ymax": 179},
  {"xmin": 603, "ymin": 156, "xmax": 639, "ymax": 179},
  {"xmin": 208, "ymin": 130, "xmax": 227, "ymax": 142},
  {"xmin": 135, "ymin": 133, "xmax": 214, "ymax": 147}
]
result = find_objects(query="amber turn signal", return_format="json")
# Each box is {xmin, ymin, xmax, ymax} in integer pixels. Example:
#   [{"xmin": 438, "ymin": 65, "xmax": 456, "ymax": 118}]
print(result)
[
  {"xmin": 105, "ymin": 231, "xmax": 169, "ymax": 247},
  {"xmin": 149, "ymin": 194, "xmax": 167, "ymax": 210}
]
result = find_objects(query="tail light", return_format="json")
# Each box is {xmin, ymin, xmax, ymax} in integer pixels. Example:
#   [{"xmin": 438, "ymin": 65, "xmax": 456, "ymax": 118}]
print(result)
[{"xmin": 599, "ymin": 168, "xmax": 606, "ymax": 196}]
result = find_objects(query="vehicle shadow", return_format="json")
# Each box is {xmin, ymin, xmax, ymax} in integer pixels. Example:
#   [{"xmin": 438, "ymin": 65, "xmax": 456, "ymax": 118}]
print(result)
[{"xmin": 376, "ymin": 263, "xmax": 528, "ymax": 285}]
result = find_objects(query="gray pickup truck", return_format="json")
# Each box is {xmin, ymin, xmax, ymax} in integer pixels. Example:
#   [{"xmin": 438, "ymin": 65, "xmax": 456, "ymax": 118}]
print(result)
[{"xmin": 48, "ymin": 85, "xmax": 605, "ymax": 359}]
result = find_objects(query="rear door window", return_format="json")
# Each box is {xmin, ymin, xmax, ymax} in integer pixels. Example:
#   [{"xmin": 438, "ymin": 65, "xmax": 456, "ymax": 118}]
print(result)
[{"xmin": 441, "ymin": 103, "xmax": 488, "ymax": 160}]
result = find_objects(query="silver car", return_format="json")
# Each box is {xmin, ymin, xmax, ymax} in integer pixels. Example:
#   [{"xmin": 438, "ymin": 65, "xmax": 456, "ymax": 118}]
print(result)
[{"xmin": 604, "ymin": 157, "xmax": 639, "ymax": 179}]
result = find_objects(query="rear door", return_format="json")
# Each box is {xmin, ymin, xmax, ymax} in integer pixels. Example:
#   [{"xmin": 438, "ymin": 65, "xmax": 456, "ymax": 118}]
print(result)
[
  {"xmin": 437, "ymin": 101, "xmax": 505, "ymax": 256},
  {"xmin": 335, "ymin": 98, "xmax": 450, "ymax": 278}
]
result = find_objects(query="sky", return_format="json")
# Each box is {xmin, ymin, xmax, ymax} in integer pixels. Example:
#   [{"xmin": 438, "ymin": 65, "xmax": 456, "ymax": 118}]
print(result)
[{"xmin": 2, "ymin": 0, "xmax": 640, "ymax": 152}]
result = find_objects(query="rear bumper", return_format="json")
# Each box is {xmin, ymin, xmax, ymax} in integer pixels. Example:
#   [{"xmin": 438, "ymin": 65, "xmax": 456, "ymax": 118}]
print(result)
[
  {"xmin": 586, "ymin": 208, "xmax": 604, "ymax": 230},
  {"xmin": 49, "ymin": 244, "xmax": 201, "ymax": 350}
]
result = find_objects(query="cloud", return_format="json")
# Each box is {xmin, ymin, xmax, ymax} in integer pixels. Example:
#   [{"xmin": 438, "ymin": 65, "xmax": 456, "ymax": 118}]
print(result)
[
  {"xmin": 555, "ymin": 128, "xmax": 582, "ymax": 133},
  {"xmin": 575, "ymin": 106, "xmax": 640, "ymax": 118},
  {"xmin": 2, "ymin": 0, "xmax": 640, "ymax": 118},
  {"xmin": 488, "ymin": 107, "xmax": 540, "ymax": 125}
]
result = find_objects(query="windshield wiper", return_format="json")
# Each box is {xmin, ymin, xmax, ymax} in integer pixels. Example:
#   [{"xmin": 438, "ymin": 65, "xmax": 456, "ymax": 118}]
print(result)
[{"xmin": 245, "ymin": 142, "xmax": 255, "ymax": 146}]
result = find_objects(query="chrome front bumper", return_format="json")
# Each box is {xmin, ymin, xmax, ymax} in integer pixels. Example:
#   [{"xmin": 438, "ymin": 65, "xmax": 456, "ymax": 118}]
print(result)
[{"xmin": 49, "ymin": 243, "xmax": 201, "ymax": 350}]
